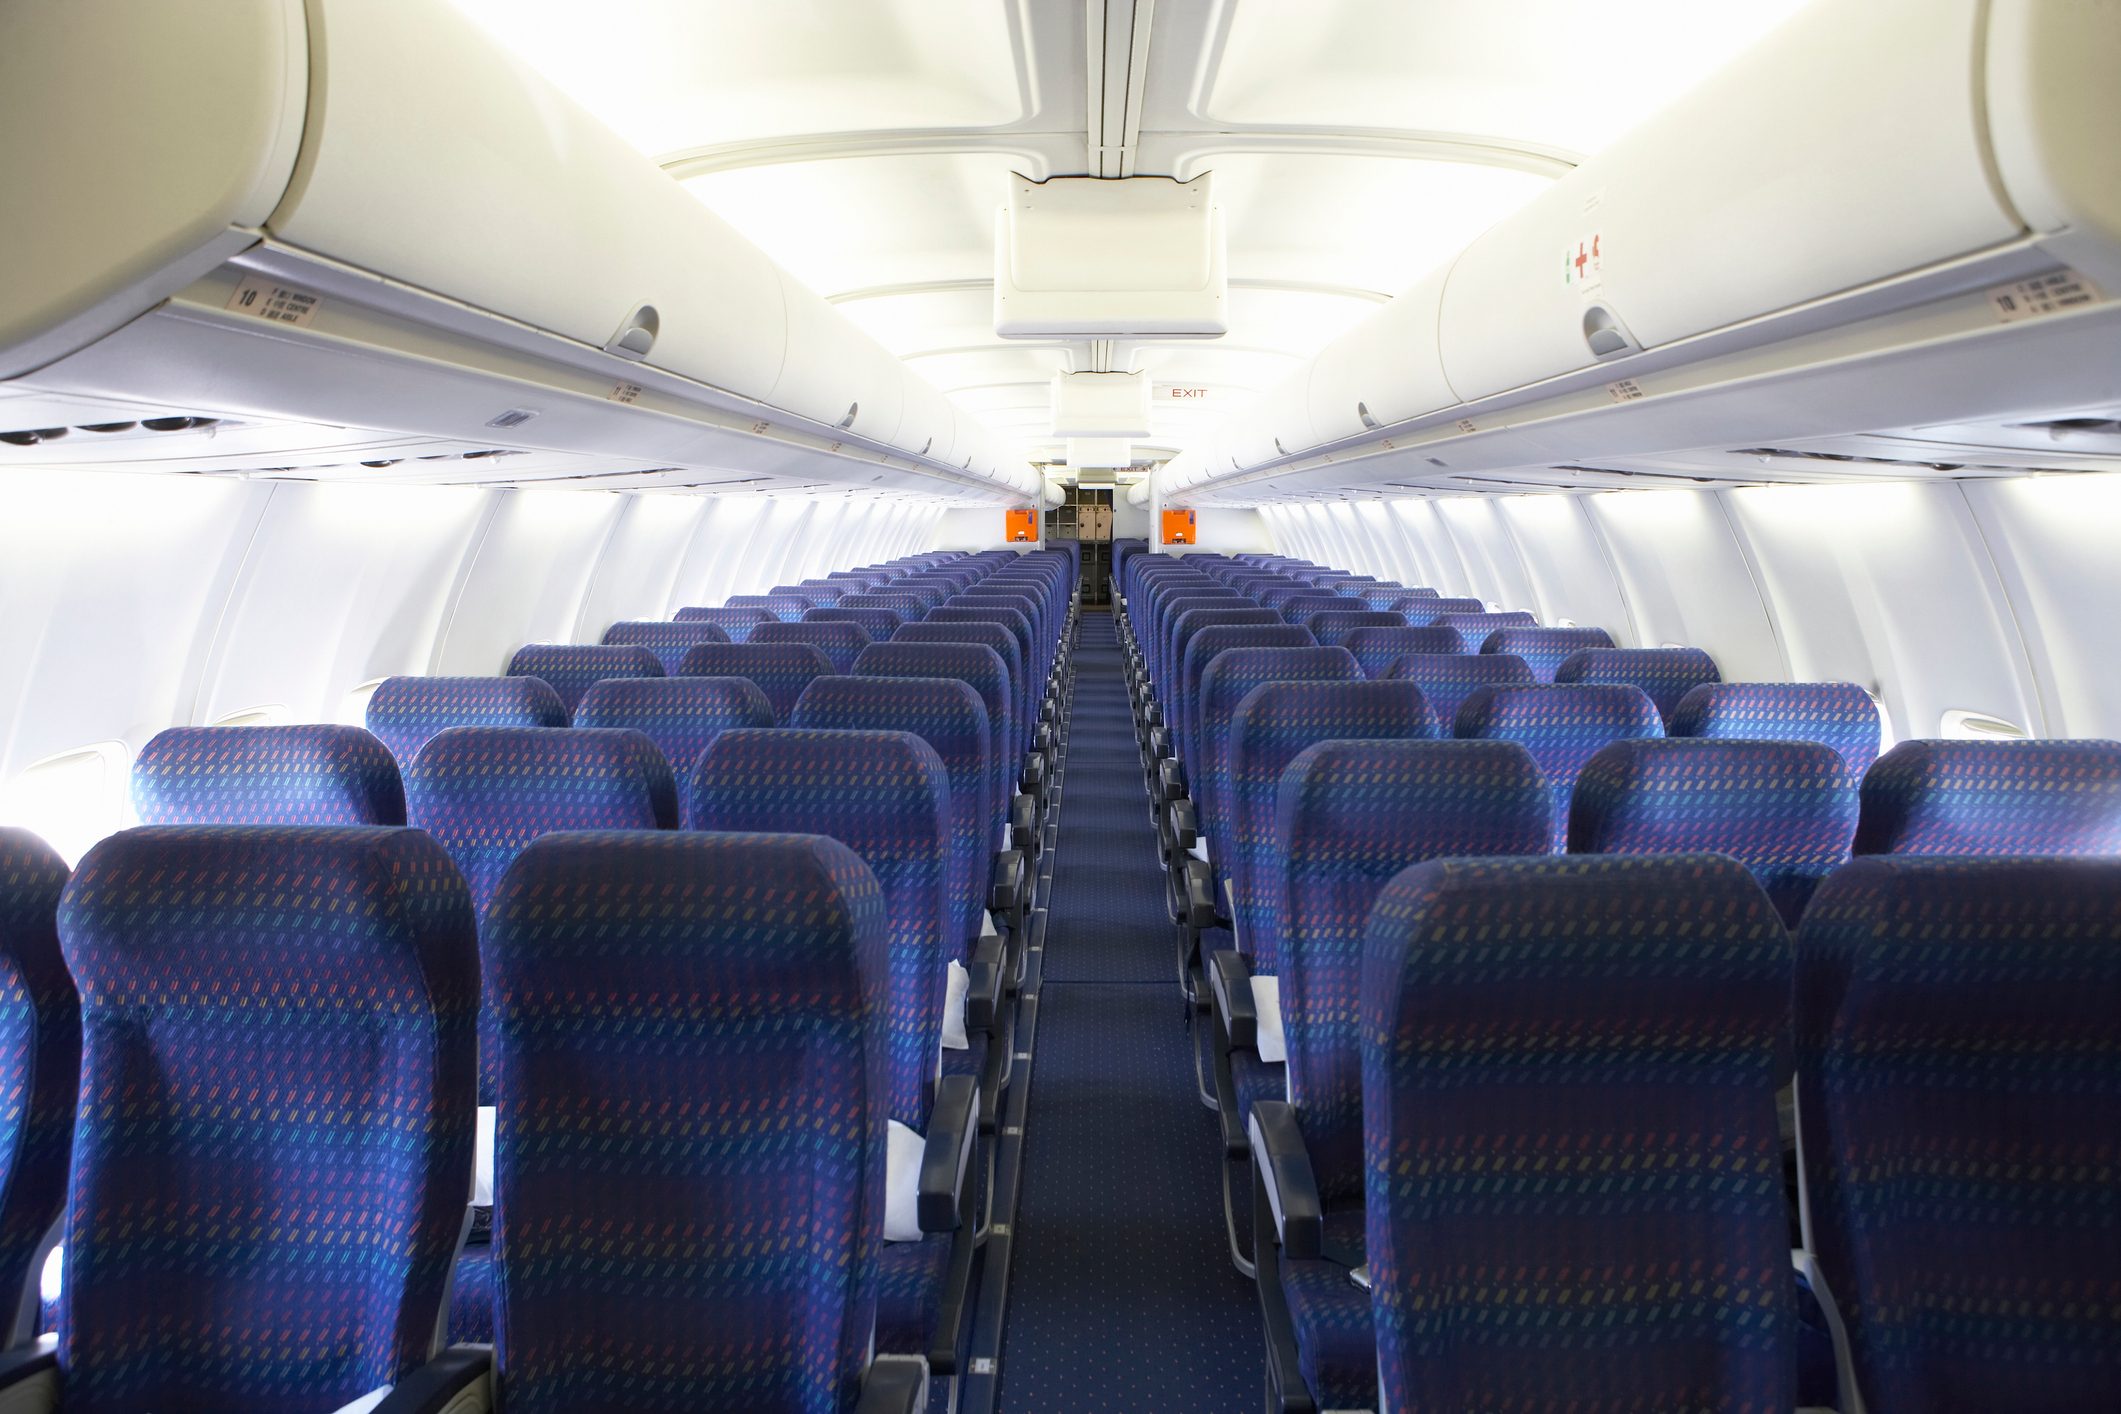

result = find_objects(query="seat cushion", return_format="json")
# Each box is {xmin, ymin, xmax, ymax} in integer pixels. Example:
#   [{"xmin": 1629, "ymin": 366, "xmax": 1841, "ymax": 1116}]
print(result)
[
  {"xmin": 447, "ymin": 1239, "xmax": 494, "ymax": 1345},
  {"xmin": 1283, "ymin": 1209, "xmax": 1374, "ymax": 1411},
  {"xmin": 1231, "ymin": 1048, "xmax": 1285, "ymax": 1122},
  {"xmin": 876, "ymin": 1235, "xmax": 953, "ymax": 1358}
]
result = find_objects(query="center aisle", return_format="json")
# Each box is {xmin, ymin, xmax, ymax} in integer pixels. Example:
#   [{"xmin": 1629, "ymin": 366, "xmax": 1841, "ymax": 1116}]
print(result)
[{"xmin": 996, "ymin": 608, "xmax": 1258, "ymax": 1412}]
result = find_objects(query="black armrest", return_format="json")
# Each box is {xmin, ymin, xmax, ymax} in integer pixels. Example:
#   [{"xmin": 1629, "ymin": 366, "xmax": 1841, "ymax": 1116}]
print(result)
[
  {"xmin": 1157, "ymin": 756, "xmax": 1187, "ymax": 803},
  {"xmin": 1142, "ymin": 700, "xmax": 1161, "ymax": 730},
  {"xmin": 920, "ymin": 1074, "xmax": 979, "ymax": 1234},
  {"xmin": 1249, "ymin": 1102, "xmax": 1323, "ymax": 1261},
  {"xmin": 1009, "ymin": 792, "xmax": 1038, "ymax": 851},
  {"xmin": 1148, "ymin": 724, "xmax": 1171, "ymax": 763},
  {"xmin": 365, "ymin": 1345, "xmax": 493, "ymax": 1414},
  {"xmin": 854, "ymin": 1354, "xmax": 929, "ymax": 1414},
  {"xmin": 1210, "ymin": 950, "xmax": 1256, "ymax": 1050},
  {"xmin": 1182, "ymin": 856, "xmax": 1221, "ymax": 929},
  {"xmin": 965, "ymin": 933, "xmax": 1003, "ymax": 1033},
  {"xmin": 0, "ymin": 1335, "xmax": 56, "ymax": 1394},
  {"xmin": 1019, "ymin": 752, "xmax": 1046, "ymax": 797},
  {"xmin": 989, "ymin": 849, "xmax": 1028, "ymax": 920}
]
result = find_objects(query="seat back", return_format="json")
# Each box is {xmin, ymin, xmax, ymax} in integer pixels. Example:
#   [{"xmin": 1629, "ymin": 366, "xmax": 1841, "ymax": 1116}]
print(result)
[
  {"xmin": 132, "ymin": 725, "xmax": 405, "ymax": 826},
  {"xmin": 599, "ymin": 619, "xmax": 731, "ymax": 673},
  {"xmin": 856, "ymin": 642, "xmax": 1014, "ymax": 825},
  {"xmin": 1200, "ymin": 647, "xmax": 1361, "ymax": 864},
  {"xmin": 367, "ymin": 675, "xmax": 567, "ymax": 767},
  {"xmin": 1796, "ymin": 856, "xmax": 2121, "ymax": 1414},
  {"xmin": 840, "ymin": 592, "xmax": 929, "ymax": 623},
  {"xmin": 1456, "ymin": 683, "xmax": 1665, "ymax": 849},
  {"xmin": 1304, "ymin": 610, "xmax": 1405, "ymax": 645},
  {"xmin": 1555, "ymin": 645, "xmax": 1721, "ymax": 725},
  {"xmin": 1854, "ymin": 739, "xmax": 2121, "ymax": 856},
  {"xmin": 1432, "ymin": 610, "xmax": 1537, "ymax": 642},
  {"xmin": 790, "ymin": 675, "xmax": 991, "ymax": 948},
  {"xmin": 57, "ymin": 826, "xmax": 477, "ymax": 1413},
  {"xmin": 1279, "ymin": 593, "xmax": 1360, "ymax": 626},
  {"xmin": 1178, "ymin": 625, "xmax": 1316, "ymax": 767},
  {"xmin": 690, "ymin": 729, "xmax": 950, "ymax": 1131},
  {"xmin": 673, "ymin": 641, "xmax": 836, "ymax": 722},
  {"xmin": 1480, "ymin": 625, "xmax": 1615, "ymax": 682},
  {"xmin": 750, "ymin": 619, "xmax": 873, "ymax": 673},
  {"xmin": 485, "ymin": 832, "xmax": 888, "ymax": 1414},
  {"xmin": 1382, "ymin": 652, "xmax": 1535, "ymax": 728},
  {"xmin": 1278, "ymin": 739, "xmax": 1550, "ymax": 1202},
  {"xmin": 1343, "ymin": 626, "xmax": 1465, "ymax": 679},
  {"xmin": 507, "ymin": 643, "xmax": 664, "ymax": 716},
  {"xmin": 1395, "ymin": 596, "xmax": 1485, "ymax": 624},
  {"xmin": 0, "ymin": 831, "xmax": 76, "ymax": 1341},
  {"xmin": 724, "ymin": 593, "xmax": 811, "ymax": 622},
  {"xmin": 894, "ymin": 622, "xmax": 1027, "ymax": 747},
  {"xmin": 1366, "ymin": 854, "xmax": 1796, "ymax": 1414},
  {"xmin": 1349, "ymin": 585, "xmax": 1411, "ymax": 611},
  {"xmin": 572, "ymin": 677, "xmax": 774, "ymax": 805},
  {"xmin": 1570, "ymin": 738, "xmax": 1858, "ymax": 926},
  {"xmin": 672, "ymin": 605, "xmax": 776, "ymax": 641},
  {"xmin": 807, "ymin": 605, "xmax": 905, "ymax": 639},
  {"xmin": 1668, "ymin": 681, "xmax": 1882, "ymax": 779}
]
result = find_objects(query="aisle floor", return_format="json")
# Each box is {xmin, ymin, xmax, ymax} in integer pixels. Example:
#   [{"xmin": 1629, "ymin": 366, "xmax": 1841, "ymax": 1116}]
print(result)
[{"xmin": 997, "ymin": 609, "xmax": 1259, "ymax": 1412}]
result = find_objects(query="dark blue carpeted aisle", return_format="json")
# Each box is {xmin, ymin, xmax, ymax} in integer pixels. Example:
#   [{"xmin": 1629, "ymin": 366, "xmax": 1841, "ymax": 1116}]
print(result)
[{"xmin": 998, "ymin": 609, "xmax": 1258, "ymax": 1412}]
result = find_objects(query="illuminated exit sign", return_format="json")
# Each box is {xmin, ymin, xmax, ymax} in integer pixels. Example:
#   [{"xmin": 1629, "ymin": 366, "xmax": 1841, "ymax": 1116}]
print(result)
[{"xmin": 1156, "ymin": 384, "xmax": 1213, "ymax": 402}]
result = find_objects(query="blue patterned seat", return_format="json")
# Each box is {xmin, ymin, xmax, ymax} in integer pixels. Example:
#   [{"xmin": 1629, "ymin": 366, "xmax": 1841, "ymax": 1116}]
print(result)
[
  {"xmin": 790, "ymin": 675, "xmax": 992, "ymax": 948},
  {"xmin": 0, "ymin": 831, "xmax": 76, "ymax": 1336},
  {"xmin": 1854, "ymin": 738, "xmax": 2121, "ymax": 856},
  {"xmin": 1263, "ymin": 740, "xmax": 1551, "ymax": 1411},
  {"xmin": 1349, "ymin": 584, "xmax": 1410, "ymax": 611},
  {"xmin": 366, "ymin": 674, "xmax": 567, "ymax": 767},
  {"xmin": 689, "ymin": 730, "xmax": 969, "ymax": 1369},
  {"xmin": 1364, "ymin": 854, "xmax": 1797, "ymax": 1414},
  {"xmin": 894, "ymin": 622, "xmax": 1028, "ymax": 752},
  {"xmin": 1304, "ymin": 609, "xmax": 1406, "ymax": 645},
  {"xmin": 1342, "ymin": 625, "xmax": 1465, "ymax": 678},
  {"xmin": 673, "ymin": 604, "xmax": 776, "ymax": 640},
  {"xmin": 1178, "ymin": 625, "xmax": 1316, "ymax": 769},
  {"xmin": 856, "ymin": 643, "xmax": 1016, "ymax": 818},
  {"xmin": 724, "ymin": 592, "xmax": 812, "ymax": 622},
  {"xmin": 929, "ymin": 608, "xmax": 1035, "ymax": 727},
  {"xmin": 1279, "ymin": 593, "xmax": 1361, "ymax": 626},
  {"xmin": 1456, "ymin": 682, "xmax": 1666, "ymax": 849},
  {"xmin": 1669, "ymin": 681, "xmax": 1882, "ymax": 778},
  {"xmin": 1199, "ymin": 647, "xmax": 1360, "ymax": 863},
  {"xmin": 673, "ymin": 641, "xmax": 834, "ymax": 722},
  {"xmin": 1395, "ymin": 595, "xmax": 1484, "ymax": 624},
  {"xmin": 507, "ymin": 643, "xmax": 664, "ymax": 716},
  {"xmin": 1381, "ymin": 651, "xmax": 1534, "ymax": 728},
  {"xmin": 51, "ymin": 826, "xmax": 477, "ymax": 1413},
  {"xmin": 1481, "ymin": 624, "xmax": 1615, "ymax": 682},
  {"xmin": 787, "ymin": 581, "xmax": 848, "ymax": 606},
  {"xmin": 751, "ymin": 619, "xmax": 874, "ymax": 672},
  {"xmin": 1149, "ymin": 595, "xmax": 1244, "ymax": 692},
  {"xmin": 1433, "ymin": 610, "xmax": 1537, "ymax": 642},
  {"xmin": 599, "ymin": 618, "xmax": 731, "ymax": 672},
  {"xmin": 1166, "ymin": 608, "xmax": 1280, "ymax": 716},
  {"xmin": 132, "ymin": 725, "xmax": 405, "ymax": 826},
  {"xmin": 481, "ymin": 831, "xmax": 893, "ymax": 1414},
  {"xmin": 1795, "ymin": 856, "xmax": 2121, "ymax": 1413},
  {"xmin": 572, "ymin": 677, "xmax": 774, "ymax": 811},
  {"xmin": 1570, "ymin": 737, "xmax": 1859, "ymax": 926},
  {"xmin": 841, "ymin": 592, "xmax": 930, "ymax": 624},
  {"xmin": 1556, "ymin": 645, "xmax": 1722, "ymax": 724},
  {"xmin": 808, "ymin": 605, "xmax": 906, "ymax": 639}
]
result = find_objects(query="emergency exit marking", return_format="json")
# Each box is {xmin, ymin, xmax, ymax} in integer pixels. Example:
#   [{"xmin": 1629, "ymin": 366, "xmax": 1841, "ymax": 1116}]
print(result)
[
  {"xmin": 225, "ymin": 276, "xmax": 322, "ymax": 328},
  {"xmin": 608, "ymin": 381, "xmax": 645, "ymax": 405},
  {"xmin": 1988, "ymin": 271, "xmax": 2097, "ymax": 325}
]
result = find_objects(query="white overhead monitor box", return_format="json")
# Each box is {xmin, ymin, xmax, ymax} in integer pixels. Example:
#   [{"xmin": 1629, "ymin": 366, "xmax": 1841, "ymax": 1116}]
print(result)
[
  {"xmin": 1052, "ymin": 372, "xmax": 1152, "ymax": 437},
  {"xmin": 1066, "ymin": 438, "xmax": 1133, "ymax": 469},
  {"xmin": 995, "ymin": 176, "xmax": 1228, "ymax": 338}
]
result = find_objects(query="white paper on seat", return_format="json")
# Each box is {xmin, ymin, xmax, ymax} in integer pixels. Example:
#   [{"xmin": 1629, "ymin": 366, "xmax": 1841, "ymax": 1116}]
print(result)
[
  {"xmin": 1188, "ymin": 836, "xmax": 1211, "ymax": 865},
  {"xmin": 1251, "ymin": 975, "xmax": 1286, "ymax": 1064},
  {"xmin": 472, "ymin": 1106, "xmax": 496, "ymax": 1207},
  {"xmin": 333, "ymin": 1387, "xmax": 392, "ymax": 1414},
  {"xmin": 884, "ymin": 1119, "xmax": 926, "ymax": 1242},
  {"xmin": 942, "ymin": 960, "xmax": 970, "ymax": 1050},
  {"xmin": 981, "ymin": 910, "xmax": 1000, "ymax": 939}
]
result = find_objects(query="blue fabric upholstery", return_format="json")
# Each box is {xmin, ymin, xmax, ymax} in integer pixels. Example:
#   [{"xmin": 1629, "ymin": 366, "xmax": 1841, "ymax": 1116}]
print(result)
[
  {"xmin": 1279, "ymin": 594, "xmax": 1361, "ymax": 626},
  {"xmin": 1570, "ymin": 737, "xmax": 1859, "ymax": 926},
  {"xmin": 366, "ymin": 675, "xmax": 567, "ymax": 767},
  {"xmin": 1480, "ymin": 625, "xmax": 1615, "ymax": 682},
  {"xmin": 1305, "ymin": 610, "xmax": 1406, "ymax": 645},
  {"xmin": 1456, "ymin": 683, "xmax": 1666, "ymax": 849},
  {"xmin": 0, "ymin": 830, "xmax": 76, "ymax": 1335},
  {"xmin": 672, "ymin": 605, "xmax": 777, "ymax": 641},
  {"xmin": 483, "ymin": 832, "xmax": 888, "ymax": 1414},
  {"xmin": 56, "ymin": 826, "xmax": 477, "ymax": 1413},
  {"xmin": 1365, "ymin": 854, "xmax": 1796, "ymax": 1414},
  {"xmin": 856, "ymin": 642, "xmax": 1015, "ymax": 817},
  {"xmin": 842, "ymin": 592, "xmax": 930, "ymax": 624},
  {"xmin": 1395, "ymin": 596, "xmax": 1485, "ymax": 624},
  {"xmin": 689, "ymin": 729, "xmax": 949, "ymax": 1132},
  {"xmin": 572, "ymin": 676, "xmax": 774, "ymax": 811},
  {"xmin": 1557, "ymin": 645, "xmax": 1722, "ymax": 724},
  {"xmin": 751, "ymin": 619, "xmax": 874, "ymax": 673},
  {"xmin": 132, "ymin": 725, "xmax": 405, "ymax": 826},
  {"xmin": 1854, "ymin": 738, "xmax": 2121, "ymax": 856},
  {"xmin": 1342, "ymin": 625, "xmax": 1466, "ymax": 679},
  {"xmin": 600, "ymin": 619, "xmax": 732, "ymax": 673},
  {"xmin": 1381, "ymin": 652, "xmax": 1535, "ymax": 728},
  {"xmin": 507, "ymin": 643, "xmax": 665, "ymax": 716},
  {"xmin": 893, "ymin": 622, "xmax": 1027, "ymax": 751},
  {"xmin": 1795, "ymin": 856, "xmax": 2121, "ymax": 1414},
  {"xmin": 1276, "ymin": 740, "xmax": 1550, "ymax": 1203},
  {"xmin": 1166, "ymin": 608, "xmax": 1280, "ymax": 715},
  {"xmin": 1432, "ymin": 610, "xmax": 1536, "ymax": 642},
  {"xmin": 808, "ymin": 605, "xmax": 906, "ymax": 639},
  {"xmin": 673, "ymin": 641, "xmax": 835, "ymax": 722},
  {"xmin": 1200, "ymin": 647, "xmax": 1361, "ymax": 872},
  {"xmin": 725, "ymin": 593, "xmax": 812, "ymax": 622},
  {"xmin": 1350, "ymin": 585, "xmax": 1411, "ymax": 611},
  {"xmin": 790, "ymin": 674, "xmax": 992, "ymax": 948},
  {"xmin": 1669, "ymin": 681, "xmax": 1883, "ymax": 779},
  {"xmin": 928, "ymin": 608, "xmax": 1034, "ymax": 706},
  {"xmin": 1178, "ymin": 625, "xmax": 1316, "ymax": 770}
]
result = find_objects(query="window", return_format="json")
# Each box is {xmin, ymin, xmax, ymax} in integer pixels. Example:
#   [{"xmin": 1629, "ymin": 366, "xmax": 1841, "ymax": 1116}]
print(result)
[
  {"xmin": 0, "ymin": 743, "xmax": 131, "ymax": 867},
  {"xmin": 338, "ymin": 678, "xmax": 389, "ymax": 729},
  {"xmin": 1939, "ymin": 709, "xmax": 2029, "ymax": 741},
  {"xmin": 1553, "ymin": 618, "xmax": 1577, "ymax": 628},
  {"xmin": 212, "ymin": 705, "xmax": 289, "ymax": 727}
]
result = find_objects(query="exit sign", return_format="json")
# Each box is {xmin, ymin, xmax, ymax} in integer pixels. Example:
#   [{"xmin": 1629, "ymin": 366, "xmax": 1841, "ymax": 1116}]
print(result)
[{"xmin": 1156, "ymin": 384, "xmax": 1213, "ymax": 401}]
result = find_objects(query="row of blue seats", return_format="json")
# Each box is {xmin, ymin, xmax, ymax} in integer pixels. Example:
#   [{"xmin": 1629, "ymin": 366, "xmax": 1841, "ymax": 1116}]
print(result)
[
  {"xmin": 1118, "ymin": 550, "xmax": 2121, "ymax": 1413},
  {"xmin": 0, "ymin": 546, "xmax": 1077, "ymax": 1407}
]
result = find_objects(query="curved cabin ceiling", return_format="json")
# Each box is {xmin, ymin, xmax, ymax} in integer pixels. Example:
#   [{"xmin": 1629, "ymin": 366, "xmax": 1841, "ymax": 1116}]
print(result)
[{"xmin": 447, "ymin": 0, "xmax": 1816, "ymax": 470}]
